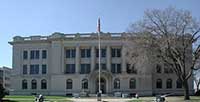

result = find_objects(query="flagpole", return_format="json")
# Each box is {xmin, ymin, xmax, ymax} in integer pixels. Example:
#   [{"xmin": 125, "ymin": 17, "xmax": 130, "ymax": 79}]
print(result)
[{"xmin": 97, "ymin": 18, "xmax": 101, "ymax": 101}]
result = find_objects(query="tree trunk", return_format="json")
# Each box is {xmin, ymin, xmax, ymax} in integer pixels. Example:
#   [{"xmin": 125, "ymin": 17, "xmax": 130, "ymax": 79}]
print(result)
[
  {"xmin": 197, "ymin": 85, "xmax": 199, "ymax": 92},
  {"xmin": 183, "ymin": 80, "xmax": 190, "ymax": 100}
]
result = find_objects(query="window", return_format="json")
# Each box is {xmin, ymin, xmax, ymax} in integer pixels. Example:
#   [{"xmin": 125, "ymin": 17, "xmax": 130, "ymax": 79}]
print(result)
[
  {"xmin": 66, "ymin": 79, "xmax": 72, "ymax": 89},
  {"xmin": 166, "ymin": 79, "xmax": 172, "ymax": 89},
  {"xmin": 164, "ymin": 64, "xmax": 173, "ymax": 73},
  {"xmin": 81, "ymin": 49, "xmax": 91, "ymax": 58},
  {"xmin": 176, "ymin": 79, "xmax": 182, "ymax": 88},
  {"xmin": 80, "ymin": 64, "xmax": 90, "ymax": 74},
  {"xmin": 111, "ymin": 48, "xmax": 121, "ymax": 57},
  {"xmin": 111, "ymin": 64, "xmax": 121, "ymax": 74},
  {"xmin": 42, "ymin": 50, "xmax": 47, "ymax": 59},
  {"xmin": 23, "ymin": 51, "xmax": 28, "ymax": 60},
  {"xmin": 156, "ymin": 79, "xmax": 162, "ymax": 89},
  {"xmin": 23, "ymin": 65, "xmax": 28, "ymax": 74},
  {"xmin": 35, "ymin": 50, "xmax": 39, "ymax": 59},
  {"xmin": 95, "ymin": 63, "xmax": 106, "ymax": 70},
  {"xmin": 96, "ymin": 49, "xmax": 106, "ymax": 57},
  {"xmin": 31, "ymin": 79, "xmax": 37, "ymax": 89},
  {"xmin": 41, "ymin": 79, "xmax": 47, "ymax": 89},
  {"xmin": 130, "ymin": 78, "xmax": 136, "ymax": 89},
  {"xmin": 30, "ymin": 50, "xmax": 34, "ymax": 59},
  {"xmin": 164, "ymin": 68, "xmax": 173, "ymax": 74},
  {"xmin": 82, "ymin": 79, "xmax": 88, "ymax": 89},
  {"xmin": 30, "ymin": 50, "xmax": 40, "ymax": 59},
  {"xmin": 127, "ymin": 64, "xmax": 137, "ymax": 74},
  {"xmin": 66, "ymin": 49, "xmax": 76, "ymax": 58},
  {"xmin": 42, "ymin": 65, "xmax": 47, "ymax": 74},
  {"xmin": 156, "ymin": 64, "xmax": 162, "ymax": 73},
  {"xmin": 114, "ymin": 78, "xmax": 120, "ymax": 89},
  {"xmin": 30, "ymin": 65, "xmax": 39, "ymax": 74},
  {"xmin": 65, "ymin": 64, "xmax": 75, "ymax": 74},
  {"xmin": 22, "ymin": 79, "xmax": 27, "ymax": 89}
]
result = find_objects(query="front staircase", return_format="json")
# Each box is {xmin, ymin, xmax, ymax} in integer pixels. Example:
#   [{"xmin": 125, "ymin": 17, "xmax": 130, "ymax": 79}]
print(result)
[{"xmin": 89, "ymin": 94, "xmax": 113, "ymax": 97}]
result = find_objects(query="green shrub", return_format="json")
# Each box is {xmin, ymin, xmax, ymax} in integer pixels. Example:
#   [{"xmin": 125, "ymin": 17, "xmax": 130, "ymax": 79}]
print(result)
[{"xmin": 0, "ymin": 84, "xmax": 6, "ymax": 101}]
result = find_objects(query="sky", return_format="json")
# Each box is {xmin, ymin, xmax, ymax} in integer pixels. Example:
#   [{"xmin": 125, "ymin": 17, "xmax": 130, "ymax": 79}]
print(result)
[{"xmin": 0, "ymin": 0, "xmax": 200, "ymax": 68}]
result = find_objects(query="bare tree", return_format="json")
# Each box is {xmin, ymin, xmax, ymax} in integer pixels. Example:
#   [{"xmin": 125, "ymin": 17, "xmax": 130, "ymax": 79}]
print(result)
[
  {"xmin": 128, "ymin": 7, "xmax": 200, "ymax": 100},
  {"xmin": 194, "ymin": 69, "xmax": 200, "ymax": 92},
  {"xmin": 123, "ymin": 32, "xmax": 157, "ymax": 74}
]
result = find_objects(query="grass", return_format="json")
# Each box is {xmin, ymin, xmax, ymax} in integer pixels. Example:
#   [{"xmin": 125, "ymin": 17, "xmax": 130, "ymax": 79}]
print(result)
[
  {"xmin": 129, "ymin": 96, "xmax": 200, "ymax": 102},
  {"xmin": 3, "ymin": 95, "xmax": 200, "ymax": 102},
  {"xmin": 3, "ymin": 95, "xmax": 72, "ymax": 102}
]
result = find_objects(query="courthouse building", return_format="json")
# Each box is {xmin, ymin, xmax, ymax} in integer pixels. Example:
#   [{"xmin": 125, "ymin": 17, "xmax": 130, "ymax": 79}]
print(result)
[
  {"xmin": 9, "ymin": 32, "xmax": 194, "ymax": 96},
  {"xmin": 0, "ymin": 66, "xmax": 12, "ymax": 91}
]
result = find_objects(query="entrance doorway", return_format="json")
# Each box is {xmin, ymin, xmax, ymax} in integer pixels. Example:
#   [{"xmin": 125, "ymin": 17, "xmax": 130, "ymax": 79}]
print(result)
[{"xmin": 96, "ymin": 78, "xmax": 106, "ymax": 94}]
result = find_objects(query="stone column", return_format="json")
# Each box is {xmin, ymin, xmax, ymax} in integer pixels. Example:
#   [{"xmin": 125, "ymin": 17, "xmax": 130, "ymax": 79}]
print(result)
[
  {"xmin": 75, "ymin": 45, "xmax": 80, "ymax": 73},
  {"xmin": 61, "ymin": 42, "xmax": 65, "ymax": 73},
  {"xmin": 51, "ymin": 41, "xmax": 62, "ymax": 74},
  {"xmin": 106, "ymin": 46, "xmax": 111, "ymax": 71},
  {"xmin": 91, "ymin": 46, "xmax": 95, "ymax": 71},
  {"xmin": 122, "ymin": 46, "xmax": 126, "ymax": 74}
]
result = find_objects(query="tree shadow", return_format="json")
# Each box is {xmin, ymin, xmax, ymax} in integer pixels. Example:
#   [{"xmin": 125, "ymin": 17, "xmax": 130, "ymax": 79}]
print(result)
[{"xmin": 2, "ymin": 99, "xmax": 18, "ymax": 102}]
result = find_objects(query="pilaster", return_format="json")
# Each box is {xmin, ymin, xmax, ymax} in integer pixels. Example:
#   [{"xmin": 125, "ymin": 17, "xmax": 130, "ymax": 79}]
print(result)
[
  {"xmin": 122, "ymin": 46, "xmax": 126, "ymax": 73},
  {"xmin": 91, "ymin": 46, "xmax": 95, "ymax": 71},
  {"xmin": 106, "ymin": 46, "xmax": 111, "ymax": 71},
  {"xmin": 75, "ymin": 45, "xmax": 80, "ymax": 73}
]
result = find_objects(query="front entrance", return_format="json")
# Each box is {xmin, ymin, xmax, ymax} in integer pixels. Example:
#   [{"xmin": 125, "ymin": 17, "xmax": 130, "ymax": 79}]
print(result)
[{"xmin": 96, "ymin": 78, "xmax": 106, "ymax": 94}]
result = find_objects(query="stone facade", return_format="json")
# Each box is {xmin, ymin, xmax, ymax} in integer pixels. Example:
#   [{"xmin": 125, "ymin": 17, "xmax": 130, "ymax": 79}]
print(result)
[
  {"xmin": 9, "ymin": 32, "xmax": 194, "ymax": 96},
  {"xmin": 0, "ymin": 66, "xmax": 12, "ymax": 91}
]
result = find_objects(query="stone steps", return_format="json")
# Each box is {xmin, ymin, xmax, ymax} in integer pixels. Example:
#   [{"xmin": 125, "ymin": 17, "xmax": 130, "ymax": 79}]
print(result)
[{"xmin": 89, "ymin": 94, "xmax": 112, "ymax": 97}]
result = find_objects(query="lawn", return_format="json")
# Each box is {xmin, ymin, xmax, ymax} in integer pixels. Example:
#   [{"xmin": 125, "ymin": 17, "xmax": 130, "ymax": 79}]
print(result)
[
  {"xmin": 3, "ymin": 95, "xmax": 200, "ymax": 102},
  {"xmin": 3, "ymin": 95, "xmax": 72, "ymax": 102},
  {"xmin": 129, "ymin": 96, "xmax": 200, "ymax": 102}
]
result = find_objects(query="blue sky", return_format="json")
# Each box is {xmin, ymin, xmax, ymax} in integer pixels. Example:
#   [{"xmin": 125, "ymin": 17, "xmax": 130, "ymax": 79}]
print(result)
[{"xmin": 0, "ymin": 0, "xmax": 200, "ymax": 68}]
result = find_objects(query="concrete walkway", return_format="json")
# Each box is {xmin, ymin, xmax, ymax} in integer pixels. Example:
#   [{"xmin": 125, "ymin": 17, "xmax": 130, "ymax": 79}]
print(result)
[{"xmin": 70, "ymin": 97, "xmax": 132, "ymax": 102}]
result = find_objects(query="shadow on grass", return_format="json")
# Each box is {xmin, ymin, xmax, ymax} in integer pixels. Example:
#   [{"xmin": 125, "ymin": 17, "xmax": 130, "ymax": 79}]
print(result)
[{"xmin": 2, "ymin": 99, "xmax": 18, "ymax": 102}]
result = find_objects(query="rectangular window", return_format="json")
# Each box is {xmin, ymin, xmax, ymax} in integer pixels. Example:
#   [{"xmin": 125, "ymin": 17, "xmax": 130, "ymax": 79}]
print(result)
[
  {"xmin": 117, "ymin": 64, "xmax": 121, "ymax": 73},
  {"xmin": 101, "ymin": 49, "xmax": 106, "ymax": 57},
  {"xmin": 30, "ymin": 50, "xmax": 35, "ymax": 59},
  {"xmin": 42, "ymin": 50, "xmax": 47, "ymax": 59},
  {"xmin": 86, "ymin": 49, "xmax": 91, "ymax": 57},
  {"xmin": 126, "ymin": 64, "xmax": 137, "ymax": 74},
  {"xmin": 66, "ymin": 49, "xmax": 76, "ymax": 58},
  {"xmin": 23, "ymin": 51, "xmax": 28, "ymax": 60},
  {"xmin": 95, "ymin": 63, "xmax": 106, "ymax": 70},
  {"xmin": 116, "ymin": 49, "xmax": 121, "ymax": 57},
  {"xmin": 30, "ymin": 50, "xmax": 40, "ymax": 59},
  {"xmin": 164, "ymin": 68, "xmax": 173, "ymax": 74},
  {"xmin": 35, "ymin": 50, "xmax": 40, "ymax": 59},
  {"xmin": 66, "ymin": 50, "xmax": 70, "ymax": 58},
  {"xmin": 71, "ymin": 49, "xmax": 75, "ymax": 58},
  {"xmin": 42, "ymin": 64, "xmax": 47, "ymax": 74},
  {"xmin": 164, "ymin": 63, "xmax": 173, "ymax": 74},
  {"xmin": 81, "ymin": 49, "xmax": 91, "ymax": 58},
  {"xmin": 81, "ymin": 49, "xmax": 85, "ymax": 58},
  {"xmin": 23, "ymin": 65, "xmax": 27, "ymax": 74},
  {"xmin": 96, "ymin": 49, "xmax": 106, "ymax": 57},
  {"xmin": 65, "ymin": 64, "xmax": 75, "ymax": 74},
  {"xmin": 111, "ymin": 63, "xmax": 121, "ymax": 74},
  {"xmin": 80, "ymin": 64, "xmax": 90, "ymax": 74},
  {"xmin": 30, "ymin": 64, "xmax": 39, "ymax": 74},
  {"xmin": 156, "ymin": 64, "xmax": 162, "ymax": 73},
  {"xmin": 111, "ymin": 48, "xmax": 121, "ymax": 57}
]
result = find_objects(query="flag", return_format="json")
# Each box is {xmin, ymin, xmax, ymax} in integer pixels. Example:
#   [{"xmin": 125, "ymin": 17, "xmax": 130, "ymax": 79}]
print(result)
[{"xmin": 97, "ymin": 18, "xmax": 101, "ymax": 33}]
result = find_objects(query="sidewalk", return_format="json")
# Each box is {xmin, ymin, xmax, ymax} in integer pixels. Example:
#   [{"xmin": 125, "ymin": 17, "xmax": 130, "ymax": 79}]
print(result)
[{"xmin": 70, "ymin": 97, "xmax": 132, "ymax": 102}]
